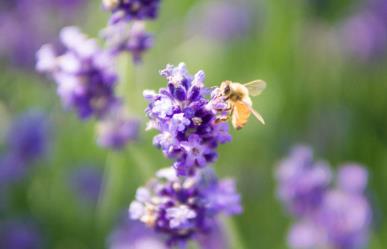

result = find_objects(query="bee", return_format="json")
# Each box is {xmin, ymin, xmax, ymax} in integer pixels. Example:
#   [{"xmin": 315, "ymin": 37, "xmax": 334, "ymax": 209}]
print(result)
[{"xmin": 216, "ymin": 80, "xmax": 266, "ymax": 130}]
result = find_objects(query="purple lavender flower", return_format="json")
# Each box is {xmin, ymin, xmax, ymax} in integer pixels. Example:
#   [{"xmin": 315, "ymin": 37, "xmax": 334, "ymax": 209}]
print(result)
[
  {"xmin": 6, "ymin": 111, "xmax": 50, "ymax": 163},
  {"xmin": 96, "ymin": 103, "xmax": 140, "ymax": 150},
  {"xmin": 129, "ymin": 167, "xmax": 241, "ymax": 247},
  {"xmin": 337, "ymin": 164, "xmax": 368, "ymax": 194},
  {"xmin": 102, "ymin": 21, "xmax": 153, "ymax": 63},
  {"xmin": 339, "ymin": 0, "xmax": 387, "ymax": 61},
  {"xmin": 288, "ymin": 221, "xmax": 322, "ymax": 249},
  {"xmin": 69, "ymin": 166, "xmax": 103, "ymax": 205},
  {"xmin": 144, "ymin": 63, "xmax": 231, "ymax": 175},
  {"xmin": 276, "ymin": 146, "xmax": 332, "ymax": 216},
  {"xmin": 36, "ymin": 27, "xmax": 119, "ymax": 119},
  {"xmin": 108, "ymin": 220, "xmax": 167, "ymax": 249},
  {"xmin": 0, "ymin": 154, "xmax": 25, "ymax": 187},
  {"xmin": 276, "ymin": 146, "xmax": 372, "ymax": 249},
  {"xmin": 103, "ymin": 0, "xmax": 161, "ymax": 23},
  {"xmin": 0, "ymin": 219, "xmax": 43, "ymax": 249},
  {"xmin": 0, "ymin": 111, "xmax": 50, "ymax": 186},
  {"xmin": 317, "ymin": 189, "xmax": 371, "ymax": 249},
  {"xmin": 0, "ymin": 0, "xmax": 85, "ymax": 68},
  {"xmin": 197, "ymin": 222, "xmax": 230, "ymax": 249},
  {"xmin": 186, "ymin": 0, "xmax": 254, "ymax": 42}
]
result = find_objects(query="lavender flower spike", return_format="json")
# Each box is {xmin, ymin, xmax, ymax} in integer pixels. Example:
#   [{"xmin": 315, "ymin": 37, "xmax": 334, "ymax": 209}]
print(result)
[
  {"xmin": 36, "ymin": 27, "xmax": 118, "ymax": 120},
  {"xmin": 129, "ymin": 167, "xmax": 241, "ymax": 247},
  {"xmin": 144, "ymin": 63, "xmax": 231, "ymax": 175},
  {"xmin": 317, "ymin": 189, "xmax": 371, "ymax": 249},
  {"xmin": 0, "ymin": 219, "xmax": 43, "ymax": 249},
  {"xmin": 275, "ymin": 146, "xmax": 332, "ymax": 216},
  {"xmin": 7, "ymin": 111, "xmax": 50, "ymax": 163},
  {"xmin": 276, "ymin": 146, "xmax": 372, "ymax": 249},
  {"xmin": 0, "ymin": 111, "xmax": 50, "ymax": 186},
  {"xmin": 108, "ymin": 220, "xmax": 167, "ymax": 249},
  {"xmin": 103, "ymin": 0, "xmax": 161, "ymax": 24}
]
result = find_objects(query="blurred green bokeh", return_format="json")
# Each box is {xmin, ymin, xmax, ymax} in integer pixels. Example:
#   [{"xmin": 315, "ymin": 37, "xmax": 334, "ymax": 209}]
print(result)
[{"xmin": 0, "ymin": 1, "xmax": 386, "ymax": 248}]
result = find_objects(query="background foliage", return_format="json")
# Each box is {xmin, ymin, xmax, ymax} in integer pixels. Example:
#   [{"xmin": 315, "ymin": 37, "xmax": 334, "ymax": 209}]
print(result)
[{"xmin": 0, "ymin": 0, "xmax": 386, "ymax": 248}]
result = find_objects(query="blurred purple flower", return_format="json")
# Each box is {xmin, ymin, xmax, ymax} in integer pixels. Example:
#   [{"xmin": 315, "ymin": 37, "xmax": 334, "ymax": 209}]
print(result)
[
  {"xmin": 0, "ymin": 219, "xmax": 43, "ymax": 249},
  {"xmin": 102, "ymin": 21, "xmax": 153, "ymax": 63},
  {"xmin": 144, "ymin": 63, "xmax": 231, "ymax": 175},
  {"xmin": 36, "ymin": 27, "xmax": 119, "ymax": 119},
  {"xmin": 129, "ymin": 167, "xmax": 241, "ymax": 247},
  {"xmin": 276, "ymin": 146, "xmax": 372, "ymax": 249},
  {"xmin": 103, "ymin": 0, "xmax": 161, "ymax": 24},
  {"xmin": 0, "ymin": 154, "xmax": 25, "ymax": 187},
  {"xmin": 317, "ymin": 190, "xmax": 371, "ymax": 249},
  {"xmin": 69, "ymin": 166, "xmax": 103, "ymax": 205},
  {"xmin": 0, "ymin": 0, "xmax": 85, "ymax": 68},
  {"xmin": 0, "ymin": 111, "xmax": 50, "ymax": 186},
  {"xmin": 108, "ymin": 220, "xmax": 166, "ymax": 249},
  {"xmin": 96, "ymin": 104, "xmax": 140, "ymax": 150},
  {"xmin": 186, "ymin": 0, "xmax": 254, "ymax": 42},
  {"xmin": 197, "ymin": 222, "xmax": 230, "ymax": 249},
  {"xmin": 337, "ymin": 164, "xmax": 368, "ymax": 194},
  {"xmin": 276, "ymin": 146, "xmax": 332, "ymax": 216},
  {"xmin": 7, "ymin": 111, "xmax": 50, "ymax": 163},
  {"xmin": 340, "ymin": 0, "xmax": 387, "ymax": 61},
  {"xmin": 288, "ymin": 221, "xmax": 322, "ymax": 249}
]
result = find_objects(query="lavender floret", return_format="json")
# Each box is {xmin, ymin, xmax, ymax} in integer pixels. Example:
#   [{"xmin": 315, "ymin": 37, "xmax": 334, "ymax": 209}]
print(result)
[{"xmin": 103, "ymin": 0, "xmax": 161, "ymax": 23}]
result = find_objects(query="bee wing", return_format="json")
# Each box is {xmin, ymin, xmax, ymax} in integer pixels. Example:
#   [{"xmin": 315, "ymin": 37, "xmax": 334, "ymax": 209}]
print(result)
[
  {"xmin": 241, "ymin": 100, "xmax": 265, "ymax": 125},
  {"xmin": 232, "ymin": 101, "xmax": 251, "ymax": 130},
  {"xmin": 250, "ymin": 107, "xmax": 265, "ymax": 125},
  {"xmin": 244, "ymin": 80, "xmax": 266, "ymax": 97}
]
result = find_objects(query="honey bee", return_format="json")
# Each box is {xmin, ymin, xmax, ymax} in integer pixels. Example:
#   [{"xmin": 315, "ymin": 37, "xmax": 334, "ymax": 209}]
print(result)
[{"xmin": 216, "ymin": 80, "xmax": 266, "ymax": 130}]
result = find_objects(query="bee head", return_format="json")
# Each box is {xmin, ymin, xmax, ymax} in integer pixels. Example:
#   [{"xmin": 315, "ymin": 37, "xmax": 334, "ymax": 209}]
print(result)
[{"xmin": 220, "ymin": 81, "xmax": 232, "ymax": 97}]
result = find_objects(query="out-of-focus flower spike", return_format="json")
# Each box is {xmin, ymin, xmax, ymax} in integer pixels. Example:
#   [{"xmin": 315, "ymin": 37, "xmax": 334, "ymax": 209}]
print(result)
[
  {"xmin": 36, "ymin": 27, "xmax": 119, "ymax": 120},
  {"xmin": 276, "ymin": 145, "xmax": 372, "ymax": 249}
]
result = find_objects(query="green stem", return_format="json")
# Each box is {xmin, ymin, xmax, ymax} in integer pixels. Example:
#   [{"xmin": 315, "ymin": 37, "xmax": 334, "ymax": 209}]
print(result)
[
  {"xmin": 126, "ymin": 145, "xmax": 155, "ymax": 179},
  {"xmin": 223, "ymin": 216, "xmax": 247, "ymax": 249},
  {"xmin": 96, "ymin": 152, "xmax": 125, "ymax": 230}
]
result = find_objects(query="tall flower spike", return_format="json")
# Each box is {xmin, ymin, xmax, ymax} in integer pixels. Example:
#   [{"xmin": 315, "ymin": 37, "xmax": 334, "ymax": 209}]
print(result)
[
  {"xmin": 275, "ymin": 146, "xmax": 332, "ymax": 216},
  {"xmin": 6, "ymin": 111, "xmax": 50, "ymax": 163},
  {"xmin": 0, "ymin": 111, "xmax": 50, "ymax": 186},
  {"xmin": 36, "ymin": 26, "xmax": 119, "ymax": 119},
  {"xmin": 129, "ymin": 167, "xmax": 241, "ymax": 247},
  {"xmin": 144, "ymin": 63, "xmax": 231, "ymax": 175},
  {"xmin": 103, "ymin": 0, "xmax": 161, "ymax": 24},
  {"xmin": 0, "ymin": 0, "xmax": 85, "ymax": 67},
  {"xmin": 0, "ymin": 219, "xmax": 43, "ymax": 249},
  {"xmin": 108, "ymin": 220, "xmax": 167, "ymax": 249},
  {"xmin": 276, "ymin": 146, "xmax": 372, "ymax": 249}
]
